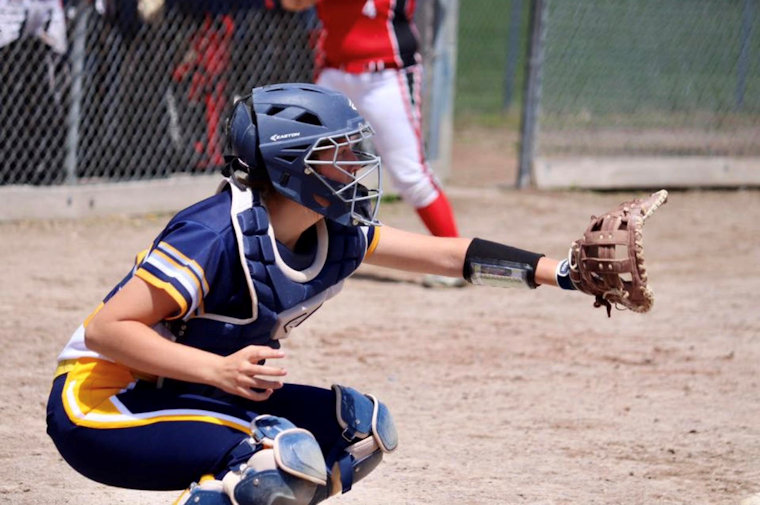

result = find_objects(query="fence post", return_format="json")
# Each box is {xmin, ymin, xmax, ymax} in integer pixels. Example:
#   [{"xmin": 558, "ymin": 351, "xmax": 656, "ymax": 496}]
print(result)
[
  {"xmin": 426, "ymin": 0, "xmax": 459, "ymax": 183},
  {"xmin": 517, "ymin": 0, "xmax": 547, "ymax": 189},
  {"xmin": 503, "ymin": 0, "xmax": 523, "ymax": 111},
  {"xmin": 736, "ymin": 0, "xmax": 754, "ymax": 110},
  {"xmin": 65, "ymin": 3, "xmax": 88, "ymax": 184}
]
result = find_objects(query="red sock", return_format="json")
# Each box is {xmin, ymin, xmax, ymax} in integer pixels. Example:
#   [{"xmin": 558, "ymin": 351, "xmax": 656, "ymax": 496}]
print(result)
[{"xmin": 416, "ymin": 192, "xmax": 459, "ymax": 237}]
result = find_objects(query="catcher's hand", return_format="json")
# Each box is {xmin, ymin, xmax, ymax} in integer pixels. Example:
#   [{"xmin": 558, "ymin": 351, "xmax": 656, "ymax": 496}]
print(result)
[{"xmin": 569, "ymin": 190, "xmax": 668, "ymax": 317}]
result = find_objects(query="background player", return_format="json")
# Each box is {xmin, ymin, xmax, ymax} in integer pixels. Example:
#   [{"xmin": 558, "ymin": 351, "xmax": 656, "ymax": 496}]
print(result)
[
  {"xmin": 46, "ymin": 83, "xmax": 588, "ymax": 505},
  {"xmin": 281, "ymin": 0, "xmax": 463, "ymax": 287}
]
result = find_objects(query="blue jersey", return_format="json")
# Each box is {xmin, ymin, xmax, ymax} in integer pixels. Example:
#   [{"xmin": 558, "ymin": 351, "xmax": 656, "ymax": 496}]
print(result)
[{"xmin": 58, "ymin": 180, "xmax": 377, "ymax": 363}]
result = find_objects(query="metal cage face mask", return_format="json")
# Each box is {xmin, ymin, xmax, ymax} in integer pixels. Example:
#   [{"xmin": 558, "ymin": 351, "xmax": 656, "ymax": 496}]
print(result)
[{"xmin": 304, "ymin": 124, "xmax": 383, "ymax": 226}]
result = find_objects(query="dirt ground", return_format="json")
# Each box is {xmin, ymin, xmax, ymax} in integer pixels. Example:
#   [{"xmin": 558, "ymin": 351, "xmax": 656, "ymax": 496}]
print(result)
[{"xmin": 1, "ymin": 129, "xmax": 759, "ymax": 505}]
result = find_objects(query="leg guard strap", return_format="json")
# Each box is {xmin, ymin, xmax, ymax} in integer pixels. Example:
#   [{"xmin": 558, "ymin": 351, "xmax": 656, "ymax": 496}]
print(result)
[
  {"xmin": 334, "ymin": 437, "xmax": 384, "ymax": 494},
  {"xmin": 174, "ymin": 477, "xmax": 231, "ymax": 505},
  {"xmin": 332, "ymin": 385, "xmax": 398, "ymax": 452},
  {"xmin": 328, "ymin": 385, "xmax": 399, "ymax": 494},
  {"xmin": 250, "ymin": 416, "xmax": 326, "ymax": 485}
]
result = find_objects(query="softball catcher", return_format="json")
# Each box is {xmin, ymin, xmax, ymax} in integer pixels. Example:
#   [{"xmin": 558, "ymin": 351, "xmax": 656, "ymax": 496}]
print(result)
[{"xmin": 46, "ymin": 83, "xmax": 667, "ymax": 505}]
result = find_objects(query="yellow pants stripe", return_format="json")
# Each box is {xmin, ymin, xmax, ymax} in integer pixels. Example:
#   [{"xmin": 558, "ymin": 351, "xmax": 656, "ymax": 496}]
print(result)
[{"xmin": 57, "ymin": 358, "xmax": 250, "ymax": 432}]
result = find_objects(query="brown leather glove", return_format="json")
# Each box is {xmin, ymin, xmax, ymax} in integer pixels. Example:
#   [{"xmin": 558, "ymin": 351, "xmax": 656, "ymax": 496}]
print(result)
[{"xmin": 569, "ymin": 190, "xmax": 668, "ymax": 317}]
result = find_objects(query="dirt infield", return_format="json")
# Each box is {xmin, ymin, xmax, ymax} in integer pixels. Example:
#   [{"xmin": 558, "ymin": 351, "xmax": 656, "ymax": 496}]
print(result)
[{"xmin": 1, "ymin": 139, "xmax": 759, "ymax": 504}]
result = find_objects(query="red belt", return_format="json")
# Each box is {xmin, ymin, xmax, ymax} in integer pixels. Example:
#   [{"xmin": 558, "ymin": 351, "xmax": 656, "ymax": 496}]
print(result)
[{"xmin": 328, "ymin": 60, "xmax": 401, "ymax": 73}]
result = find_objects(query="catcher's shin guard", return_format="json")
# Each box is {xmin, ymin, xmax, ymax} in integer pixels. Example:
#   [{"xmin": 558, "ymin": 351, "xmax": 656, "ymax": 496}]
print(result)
[
  {"xmin": 326, "ymin": 385, "xmax": 398, "ymax": 495},
  {"xmin": 222, "ymin": 416, "xmax": 329, "ymax": 505}
]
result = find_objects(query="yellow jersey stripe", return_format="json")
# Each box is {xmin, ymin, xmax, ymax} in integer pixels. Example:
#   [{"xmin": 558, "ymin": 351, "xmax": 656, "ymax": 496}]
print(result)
[
  {"xmin": 135, "ymin": 248, "xmax": 149, "ymax": 266},
  {"xmin": 365, "ymin": 226, "xmax": 381, "ymax": 258},
  {"xmin": 135, "ymin": 269, "xmax": 189, "ymax": 319},
  {"xmin": 82, "ymin": 302, "xmax": 104, "ymax": 328}
]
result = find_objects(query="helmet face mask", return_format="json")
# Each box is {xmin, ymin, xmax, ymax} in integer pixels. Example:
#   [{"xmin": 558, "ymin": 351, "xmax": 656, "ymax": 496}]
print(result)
[
  {"xmin": 226, "ymin": 83, "xmax": 383, "ymax": 227},
  {"xmin": 304, "ymin": 124, "xmax": 382, "ymax": 226}
]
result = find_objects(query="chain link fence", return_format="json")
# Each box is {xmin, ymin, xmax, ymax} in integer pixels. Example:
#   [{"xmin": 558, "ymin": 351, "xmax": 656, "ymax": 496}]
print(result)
[
  {"xmin": 455, "ymin": 0, "xmax": 528, "ymax": 120},
  {"xmin": 457, "ymin": 0, "xmax": 760, "ymax": 187},
  {"xmin": 2, "ymin": 1, "xmax": 323, "ymax": 186},
  {"xmin": 7, "ymin": 1, "xmax": 759, "ymax": 189},
  {"xmin": 538, "ymin": 0, "xmax": 760, "ymax": 158},
  {"xmin": 1, "ymin": 1, "xmax": 449, "ymax": 188}
]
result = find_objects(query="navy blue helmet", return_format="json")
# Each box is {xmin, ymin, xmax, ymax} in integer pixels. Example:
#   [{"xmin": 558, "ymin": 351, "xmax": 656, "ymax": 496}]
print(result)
[{"xmin": 226, "ymin": 83, "xmax": 383, "ymax": 227}]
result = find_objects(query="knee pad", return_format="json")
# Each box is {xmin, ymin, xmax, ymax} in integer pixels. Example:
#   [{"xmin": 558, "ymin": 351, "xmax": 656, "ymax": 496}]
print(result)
[
  {"xmin": 327, "ymin": 385, "xmax": 398, "ymax": 494},
  {"xmin": 223, "ymin": 415, "xmax": 328, "ymax": 505}
]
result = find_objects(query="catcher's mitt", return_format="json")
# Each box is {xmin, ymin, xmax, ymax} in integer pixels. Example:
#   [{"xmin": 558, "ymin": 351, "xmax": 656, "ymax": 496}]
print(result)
[{"xmin": 569, "ymin": 190, "xmax": 668, "ymax": 317}]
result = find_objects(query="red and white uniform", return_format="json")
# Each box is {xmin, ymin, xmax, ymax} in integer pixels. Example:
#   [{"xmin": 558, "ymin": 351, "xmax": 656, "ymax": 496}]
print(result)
[
  {"xmin": 314, "ymin": 0, "xmax": 458, "ymax": 237},
  {"xmin": 316, "ymin": 0, "xmax": 419, "ymax": 72}
]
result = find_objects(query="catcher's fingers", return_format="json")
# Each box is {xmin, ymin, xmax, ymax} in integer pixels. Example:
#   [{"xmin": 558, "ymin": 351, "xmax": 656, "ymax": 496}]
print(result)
[
  {"xmin": 239, "ymin": 366, "xmax": 287, "ymax": 391},
  {"xmin": 239, "ymin": 358, "xmax": 287, "ymax": 387},
  {"xmin": 229, "ymin": 369, "xmax": 285, "ymax": 401},
  {"xmin": 241, "ymin": 345, "xmax": 286, "ymax": 362},
  {"xmin": 236, "ymin": 373, "xmax": 285, "ymax": 391},
  {"xmin": 235, "ymin": 385, "xmax": 276, "ymax": 402},
  {"xmin": 242, "ymin": 362, "xmax": 288, "ymax": 377},
  {"xmin": 216, "ymin": 346, "xmax": 287, "ymax": 399},
  {"xmin": 249, "ymin": 376, "xmax": 285, "ymax": 390}
]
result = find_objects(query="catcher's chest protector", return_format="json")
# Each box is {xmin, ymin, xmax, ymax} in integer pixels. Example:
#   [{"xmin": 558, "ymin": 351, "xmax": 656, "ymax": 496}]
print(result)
[{"xmin": 169, "ymin": 181, "xmax": 367, "ymax": 353}]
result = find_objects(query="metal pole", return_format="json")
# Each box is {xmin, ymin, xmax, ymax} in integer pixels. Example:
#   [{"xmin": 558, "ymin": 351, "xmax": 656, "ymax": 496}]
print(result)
[
  {"xmin": 503, "ymin": 0, "xmax": 523, "ymax": 111},
  {"xmin": 417, "ymin": 0, "xmax": 436, "ymax": 155},
  {"xmin": 517, "ymin": 0, "xmax": 547, "ymax": 189},
  {"xmin": 736, "ymin": 0, "xmax": 753, "ymax": 111},
  {"xmin": 65, "ymin": 2, "xmax": 88, "ymax": 184},
  {"xmin": 427, "ymin": 0, "xmax": 459, "ymax": 183}
]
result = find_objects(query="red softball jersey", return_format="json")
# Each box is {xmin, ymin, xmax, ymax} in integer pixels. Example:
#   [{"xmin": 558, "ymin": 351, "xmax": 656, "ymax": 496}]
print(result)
[{"xmin": 316, "ymin": 0, "xmax": 420, "ymax": 72}]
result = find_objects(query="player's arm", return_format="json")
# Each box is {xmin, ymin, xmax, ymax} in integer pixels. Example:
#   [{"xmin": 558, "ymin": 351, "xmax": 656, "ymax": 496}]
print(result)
[
  {"xmin": 364, "ymin": 225, "xmax": 562, "ymax": 288},
  {"xmin": 84, "ymin": 276, "xmax": 287, "ymax": 400}
]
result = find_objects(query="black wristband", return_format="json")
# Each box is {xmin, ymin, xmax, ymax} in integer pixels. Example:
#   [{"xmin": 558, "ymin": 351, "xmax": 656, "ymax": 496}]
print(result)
[{"xmin": 463, "ymin": 238, "xmax": 545, "ymax": 288}]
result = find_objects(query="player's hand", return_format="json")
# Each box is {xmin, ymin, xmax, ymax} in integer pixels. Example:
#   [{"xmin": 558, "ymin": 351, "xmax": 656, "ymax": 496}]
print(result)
[
  {"xmin": 214, "ymin": 345, "xmax": 287, "ymax": 401},
  {"xmin": 280, "ymin": 0, "xmax": 317, "ymax": 12}
]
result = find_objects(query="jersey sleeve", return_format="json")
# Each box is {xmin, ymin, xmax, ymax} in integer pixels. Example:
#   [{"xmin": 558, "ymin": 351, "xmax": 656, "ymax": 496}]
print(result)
[
  {"xmin": 361, "ymin": 225, "xmax": 380, "ymax": 260},
  {"xmin": 134, "ymin": 220, "xmax": 231, "ymax": 320}
]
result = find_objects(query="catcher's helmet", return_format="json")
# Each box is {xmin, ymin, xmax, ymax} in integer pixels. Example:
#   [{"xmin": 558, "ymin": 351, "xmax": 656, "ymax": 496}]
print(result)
[{"xmin": 226, "ymin": 83, "xmax": 382, "ymax": 227}]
